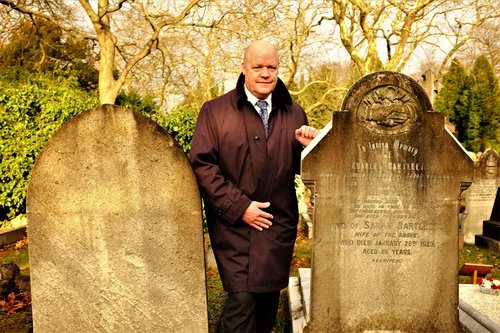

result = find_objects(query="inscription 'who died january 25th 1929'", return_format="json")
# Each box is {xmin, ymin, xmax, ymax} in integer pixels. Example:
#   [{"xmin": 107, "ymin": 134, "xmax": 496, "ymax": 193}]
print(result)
[{"xmin": 320, "ymin": 139, "xmax": 450, "ymax": 264}]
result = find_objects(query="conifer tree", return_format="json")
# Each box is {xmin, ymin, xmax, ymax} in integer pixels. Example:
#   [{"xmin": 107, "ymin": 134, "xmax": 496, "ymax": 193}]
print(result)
[
  {"xmin": 467, "ymin": 55, "xmax": 500, "ymax": 151},
  {"xmin": 435, "ymin": 56, "xmax": 500, "ymax": 152},
  {"xmin": 434, "ymin": 58, "xmax": 471, "ymax": 142}
]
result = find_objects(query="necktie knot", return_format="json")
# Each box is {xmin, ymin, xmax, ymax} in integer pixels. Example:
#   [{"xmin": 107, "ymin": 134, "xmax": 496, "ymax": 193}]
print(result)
[
  {"xmin": 256, "ymin": 100, "xmax": 267, "ymax": 111},
  {"xmin": 256, "ymin": 100, "xmax": 269, "ymax": 138}
]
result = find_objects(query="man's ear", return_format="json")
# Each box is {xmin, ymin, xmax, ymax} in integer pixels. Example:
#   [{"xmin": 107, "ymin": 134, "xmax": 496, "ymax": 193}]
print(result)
[{"xmin": 241, "ymin": 63, "xmax": 246, "ymax": 76}]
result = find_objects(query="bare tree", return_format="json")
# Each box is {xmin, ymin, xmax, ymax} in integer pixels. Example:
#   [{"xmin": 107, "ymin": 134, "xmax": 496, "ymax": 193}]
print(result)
[
  {"xmin": 150, "ymin": 0, "xmax": 326, "ymax": 111},
  {"xmin": 318, "ymin": 0, "xmax": 500, "ymax": 78},
  {"xmin": 1, "ymin": 0, "xmax": 498, "ymax": 111},
  {"xmin": 456, "ymin": 19, "xmax": 500, "ymax": 76},
  {"xmin": 0, "ymin": 0, "xmax": 208, "ymax": 104},
  {"xmin": 0, "ymin": 3, "xmax": 23, "ymax": 45}
]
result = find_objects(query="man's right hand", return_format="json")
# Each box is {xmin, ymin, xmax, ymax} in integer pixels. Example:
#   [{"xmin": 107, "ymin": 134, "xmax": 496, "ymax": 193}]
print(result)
[{"xmin": 242, "ymin": 201, "xmax": 273, "ymax": 231}]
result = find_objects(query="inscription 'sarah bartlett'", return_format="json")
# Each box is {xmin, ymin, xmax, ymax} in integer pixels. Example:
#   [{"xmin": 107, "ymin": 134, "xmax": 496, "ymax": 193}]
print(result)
[{"xmin": 301, "ymin": 71, "xmax": 473, "ymax": 333}]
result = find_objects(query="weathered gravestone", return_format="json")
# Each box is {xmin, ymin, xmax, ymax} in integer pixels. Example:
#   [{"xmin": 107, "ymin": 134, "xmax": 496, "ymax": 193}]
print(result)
[
  {"xmin": 301, "ymin": 72, "xmax": 474, "ymax": 332},
  {"xmin": 475, "ymin": 187, "xmax": 500, "ymax": 255},
  {"xmin": 490, "ymin": 188, "xmax": 500, "ymax": 222},
  {"xmin": 27, "ymin": 105, "xmax": 208, "ymax": 332},
  {"xmin": 462, "ymin": 149, "xmax": 500, "ymax": 243}
]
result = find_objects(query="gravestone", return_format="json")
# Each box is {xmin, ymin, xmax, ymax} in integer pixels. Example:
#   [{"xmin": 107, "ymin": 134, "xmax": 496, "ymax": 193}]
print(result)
[
  {"xmin": 462, "ymin": 149, "xmax": 500, "ymax": 243},
  {"xmin": 475, "ymin": 187, "xmax": 500, "ymax": 255},
  {"xmin": 301, "ymin": 71, "xmax": 474, "ymax": 332},
  {"xmin": 27, "ymin": 105, "xmax": 208, "ymax": 332},
  {"xmin": 491, "ymin": 187, "xmax": 500, "ymax": 221}
]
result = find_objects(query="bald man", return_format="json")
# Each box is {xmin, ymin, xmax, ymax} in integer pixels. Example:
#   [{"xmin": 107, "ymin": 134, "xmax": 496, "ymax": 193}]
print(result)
[{"xmin": 190, "ymin": 40, "xmax": 318, "ymax": 333}]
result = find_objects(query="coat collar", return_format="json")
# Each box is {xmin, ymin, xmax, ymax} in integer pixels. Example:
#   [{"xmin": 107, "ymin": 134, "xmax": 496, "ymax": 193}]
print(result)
[{"xmin": 236, "ymin": 73, "xmax": 292, "ymax": 110}]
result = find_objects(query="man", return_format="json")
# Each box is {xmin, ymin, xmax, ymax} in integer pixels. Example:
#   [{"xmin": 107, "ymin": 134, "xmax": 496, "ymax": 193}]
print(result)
[{"xmin": 190, "ymin": 40, "xmax": 318, "ymax": 333}]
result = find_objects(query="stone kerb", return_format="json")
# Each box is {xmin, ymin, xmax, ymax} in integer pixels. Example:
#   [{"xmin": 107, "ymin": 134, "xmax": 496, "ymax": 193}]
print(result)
[
  {"xmin": 301, "ymin": 71, "xmax": 474, "ymax": 332},
  {"xmin": 27, "ymin": 104, "xmax": 208, "ymax": 332}
]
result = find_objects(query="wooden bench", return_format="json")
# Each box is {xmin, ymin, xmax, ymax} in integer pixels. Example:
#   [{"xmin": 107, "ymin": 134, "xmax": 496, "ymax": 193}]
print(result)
[{"xmin": 458, "ymin": 263, "xmax": 493, "ymax": 284}]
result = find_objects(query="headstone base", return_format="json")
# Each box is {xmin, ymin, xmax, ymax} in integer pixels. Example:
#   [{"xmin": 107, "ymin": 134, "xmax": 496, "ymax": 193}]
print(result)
[
  {"xmin": 0, "ymin": 226, "xmax": 26, "ymax": 247},
  {"xmin": 475, "ymin": 233, "xmax": 500, "ymax": 255},
  {"xmin": 287, "ymin": 270, "xmax": 500, "ymax": 333}
]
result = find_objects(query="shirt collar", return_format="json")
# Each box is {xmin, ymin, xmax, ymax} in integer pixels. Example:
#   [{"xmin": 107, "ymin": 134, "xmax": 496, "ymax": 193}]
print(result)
[{"xmin": 244, "ymin": 84, "xmax": 273, "ymax": 113}]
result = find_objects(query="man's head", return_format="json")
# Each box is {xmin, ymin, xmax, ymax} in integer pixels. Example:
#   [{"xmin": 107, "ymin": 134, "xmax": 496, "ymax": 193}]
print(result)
[{"xmin": 242, "ymin": 40, "xmax": 279, "ymax": 100}]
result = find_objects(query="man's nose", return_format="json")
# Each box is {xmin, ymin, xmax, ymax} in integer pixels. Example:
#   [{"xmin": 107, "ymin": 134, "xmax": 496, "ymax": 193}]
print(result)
[{"xmin": 260, "ymin": 67, "xmax": 270, "ymax": 77}]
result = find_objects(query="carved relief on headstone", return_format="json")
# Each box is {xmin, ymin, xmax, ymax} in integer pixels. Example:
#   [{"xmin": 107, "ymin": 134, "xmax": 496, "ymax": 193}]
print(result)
[
  {"xmin": 27, "ymin": 105, "xmax": 208, "ymax": 332},
  {"xmin": 301, "ymin": 71, "xmax": 473, "ymax": 332},
  {"xmin": 462, "ymin": 149, "xmax": 500, "ymax": 243},
  {"xmin": 358, "ymin": 85, "xmax": 420, "ymax": 134}
]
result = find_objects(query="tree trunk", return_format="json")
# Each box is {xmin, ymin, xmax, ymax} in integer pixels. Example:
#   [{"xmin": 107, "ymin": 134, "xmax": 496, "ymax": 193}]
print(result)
[{"xmin": 97, "ymin": 29, "xmax": 119, "ymax": 104}]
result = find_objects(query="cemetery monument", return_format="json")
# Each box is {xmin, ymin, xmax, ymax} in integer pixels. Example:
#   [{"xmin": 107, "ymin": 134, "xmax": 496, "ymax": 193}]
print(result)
[
  {"xmin": 300, "ymin": 71, "xmax": 474, "ymax": 332},
  {"xmin": 27, "ymin": 105, "xmax": 208, "ymax": 332},
  {"xmin": 462, "ymin": 148, "xmax": 500, "ymax": 243}
]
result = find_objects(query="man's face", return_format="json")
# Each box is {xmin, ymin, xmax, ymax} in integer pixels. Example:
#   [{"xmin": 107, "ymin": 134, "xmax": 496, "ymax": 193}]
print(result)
[{"xmin": 242, "ymin": 44, "xmax": 279, "ymax": 100}]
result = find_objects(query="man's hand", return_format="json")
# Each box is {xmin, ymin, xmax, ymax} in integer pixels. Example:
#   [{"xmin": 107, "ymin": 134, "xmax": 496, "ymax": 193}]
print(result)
[
  {"xmin": 295, "ymin": 125, "xmax": 319, "ymax": 147},
  {"xmin": 242, "ymin": 201, "xmax": 273, "ymax": 231}
]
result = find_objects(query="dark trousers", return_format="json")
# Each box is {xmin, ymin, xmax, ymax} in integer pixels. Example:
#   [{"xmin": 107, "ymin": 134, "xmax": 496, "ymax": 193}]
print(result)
[{"xmin": 218, "ymin": 291, "xmax": 280, "ymax": 333}]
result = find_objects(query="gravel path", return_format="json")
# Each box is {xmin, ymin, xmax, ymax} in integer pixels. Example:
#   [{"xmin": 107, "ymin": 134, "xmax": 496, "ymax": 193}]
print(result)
[{"xmin": 459, "ymin": 284, "xmax": 500, "ymax": 324}]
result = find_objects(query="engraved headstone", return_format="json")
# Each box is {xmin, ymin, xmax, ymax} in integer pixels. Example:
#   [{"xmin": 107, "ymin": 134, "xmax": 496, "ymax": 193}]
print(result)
[
  {"xmin": 462, "ymin": 149, "xmax": 500, "ymax": 243},
  {"xmin": 475, "ymin": 186, "xmax": 500, "ymax": 255},
  {"xmin": 301, "ymin": 72, "xmax": 473, "ymax": 332},
  {"xmin": 27, "ymin": 105, "xmax": 208, "ymax": 332}
]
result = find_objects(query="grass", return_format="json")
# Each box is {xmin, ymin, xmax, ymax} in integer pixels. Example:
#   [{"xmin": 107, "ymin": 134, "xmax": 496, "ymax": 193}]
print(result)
[
  {"xmin": 290, "ymin": 232, "xmax": 312, "ymax": 277},
  {"xmin": 0, "ymin": 238, "xmax": 30, "ymax": 273},
  {"xmin": 206, "ymin": 269, "xmax": 225, "ymax": 333},
  {"xmin": 458, "ymin": 243, "xmax": 500, "ymax": 283},
  {"xmin": 1, "ymin": 234, "xmax": 498, "ymax": 333}
]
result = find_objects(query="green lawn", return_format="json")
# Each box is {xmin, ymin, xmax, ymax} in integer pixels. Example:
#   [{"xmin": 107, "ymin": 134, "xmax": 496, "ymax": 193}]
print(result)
[{"xmin": 459, "ymin": 243, "xmax": 500, "ymax": 283}]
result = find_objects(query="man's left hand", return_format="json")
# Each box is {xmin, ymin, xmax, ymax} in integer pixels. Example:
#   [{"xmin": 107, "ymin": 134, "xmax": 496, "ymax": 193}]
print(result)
[{"xmin": 295, "ymin": 125, "xmax": 319, "ymax": 147}]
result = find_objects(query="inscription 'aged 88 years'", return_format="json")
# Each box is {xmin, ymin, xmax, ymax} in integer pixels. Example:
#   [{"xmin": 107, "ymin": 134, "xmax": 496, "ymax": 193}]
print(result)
[{"xmin": 301, "ymin": 71, "xmax": 473, "ymax": 333}]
